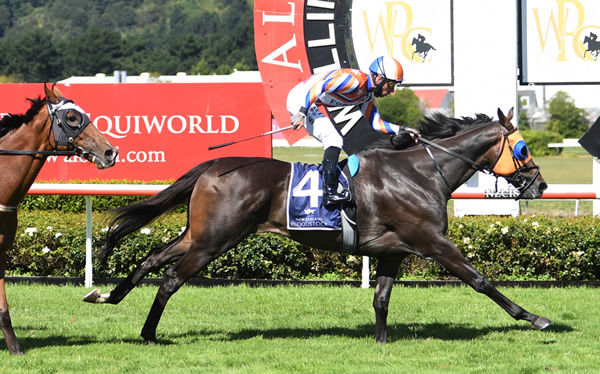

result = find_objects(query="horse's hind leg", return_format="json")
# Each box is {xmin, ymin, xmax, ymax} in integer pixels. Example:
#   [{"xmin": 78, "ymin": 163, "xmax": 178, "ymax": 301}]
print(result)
[
  {"xmin": 426, "ymin": 237, "xmax": 551, "ymax": 330},
  {"xmin": 84, "ymin": 234, "xmax": 191, "ymax": 304},
  {"xmin": 373, "ymin": 256, "xmax": 404, "ymax": 344}
]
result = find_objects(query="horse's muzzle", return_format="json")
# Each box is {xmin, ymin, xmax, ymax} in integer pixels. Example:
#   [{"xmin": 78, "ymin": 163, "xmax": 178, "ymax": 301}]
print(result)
[
  {"xmin": 97, "ymin": 148, "xmax": 118, "ymax": 169},
  {"xmin": 78, "ymin": 147, "xmax": 118, "ymax": 169}
]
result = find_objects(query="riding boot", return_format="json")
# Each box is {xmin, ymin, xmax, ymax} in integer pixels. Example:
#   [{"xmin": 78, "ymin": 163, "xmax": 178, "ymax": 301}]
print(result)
[{"xmin": 322, "ymin": 147, "xmax": 350, "ymax": 206}]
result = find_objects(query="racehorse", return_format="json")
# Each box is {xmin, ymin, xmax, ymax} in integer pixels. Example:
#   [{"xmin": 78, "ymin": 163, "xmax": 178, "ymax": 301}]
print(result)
[
  {"xmin": 411, "ymin": 35, "xmax": 436, "ymax": 61},
  {"xmin": 583, "ymin": 33, "xmax": 600, "ymax": 60},
  {"xmin": 0, "ymin": 84, "xmax": 117, "ymax": 354},
  {"xmin": 85, "ymin": 107, "xmax": 551, "ymax": 345}
]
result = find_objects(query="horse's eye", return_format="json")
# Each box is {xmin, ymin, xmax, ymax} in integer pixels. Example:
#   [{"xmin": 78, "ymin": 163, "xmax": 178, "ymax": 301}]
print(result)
[{"xmin": 65, "ymin": 110, "xmax": 82, "ymax": 127}]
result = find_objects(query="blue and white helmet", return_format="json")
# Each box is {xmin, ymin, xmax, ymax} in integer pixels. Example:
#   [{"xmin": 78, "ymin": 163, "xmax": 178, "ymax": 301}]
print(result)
[{"xmin": 368, "ymin": 55, "xmax": 404, "ymax": 83}]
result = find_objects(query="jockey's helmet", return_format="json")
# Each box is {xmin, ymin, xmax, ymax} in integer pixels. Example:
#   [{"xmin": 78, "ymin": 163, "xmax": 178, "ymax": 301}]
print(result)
[{"xmin": 368, "ymin": 56, "xmax": 404, "ymax": 84}]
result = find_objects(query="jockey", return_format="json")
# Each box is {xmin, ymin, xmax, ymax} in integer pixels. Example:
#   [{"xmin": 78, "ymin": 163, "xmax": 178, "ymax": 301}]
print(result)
[{"xmin": 286, "ymin": 55, "xmax": 420, "ymax": 206}]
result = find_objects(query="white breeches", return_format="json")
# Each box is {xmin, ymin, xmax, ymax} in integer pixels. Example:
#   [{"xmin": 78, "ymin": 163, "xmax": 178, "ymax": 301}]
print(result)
[{"xmin": 286, "ymin": 81, "xmax": 343, "ymax": 150}]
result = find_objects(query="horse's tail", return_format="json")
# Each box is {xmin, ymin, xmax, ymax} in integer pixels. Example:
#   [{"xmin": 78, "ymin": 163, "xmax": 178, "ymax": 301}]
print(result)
[{"xmin": 100, "ymin": 160, "xmax": 215, "ymax": 263}]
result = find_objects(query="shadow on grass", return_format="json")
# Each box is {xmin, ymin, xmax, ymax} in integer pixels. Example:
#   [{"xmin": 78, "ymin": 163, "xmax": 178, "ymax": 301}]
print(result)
[
  {"xmin": 165, "ymin": 321, "xmax": 574, "ymax": 343},
  {"xmin": 11, "ymin": 322, "xmax": 573, "ymax": 351}
]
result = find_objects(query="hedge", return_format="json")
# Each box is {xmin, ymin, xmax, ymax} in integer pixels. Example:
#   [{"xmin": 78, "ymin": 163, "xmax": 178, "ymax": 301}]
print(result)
[{"xmin": 8, "ymin": 210, "xmax": 600, "ymax": 281}]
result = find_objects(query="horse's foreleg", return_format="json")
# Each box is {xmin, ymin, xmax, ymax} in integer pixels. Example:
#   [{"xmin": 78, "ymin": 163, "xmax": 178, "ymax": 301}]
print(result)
[
  {"xmin": 140, "ymin": 247, "xmax": 218, "ymax": 344},
  {"xmin": 0, "ymin": 217, "xmax": 22, "ymax": 354},
  {"xmin": 428, "ymin": 239, "xmax": 551, "ymax": 330},
  {"xmin": 0, "ymin": 277, "xmax": 21, "ymax": 355},
  {"xmin": 373, "ymin": 257, "xmax": 403, "ymax": 344}
]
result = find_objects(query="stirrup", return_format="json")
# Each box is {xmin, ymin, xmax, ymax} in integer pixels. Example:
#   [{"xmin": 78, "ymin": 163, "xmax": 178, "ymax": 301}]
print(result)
[{"xmin": 323, "ymin": 188, "xmax": 351, "ymax": 206}]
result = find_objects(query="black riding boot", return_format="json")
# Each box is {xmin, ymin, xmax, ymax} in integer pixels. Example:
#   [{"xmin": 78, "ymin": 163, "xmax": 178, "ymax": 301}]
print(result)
[{"xmin": 322, "ymin": 147, "xmax": 350, "ymax": 206}]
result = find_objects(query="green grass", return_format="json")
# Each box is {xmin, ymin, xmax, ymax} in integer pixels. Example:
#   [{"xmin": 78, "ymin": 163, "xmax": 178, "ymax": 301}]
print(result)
[
  {"xmin": 534, "ymin": 155, "xmax": 593, "ymax": 184},
  {"xmin": 1, "ymin": 284, "xmax": 599, "ymax": 373}
]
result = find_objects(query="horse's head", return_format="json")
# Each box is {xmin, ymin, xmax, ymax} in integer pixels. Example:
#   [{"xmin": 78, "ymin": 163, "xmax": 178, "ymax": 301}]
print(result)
[
  {"xmin": 489, "ymin": 107, "xmax": 547, "ymax": 199},
  {"xmin": 45, "ymin": 83, "xmax": 117, "ymax": 169}
]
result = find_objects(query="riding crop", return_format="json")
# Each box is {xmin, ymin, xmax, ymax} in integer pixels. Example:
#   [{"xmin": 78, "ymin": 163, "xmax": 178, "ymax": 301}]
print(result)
[{"xmin": 208, "ymin": 125, "xmax": 294, "ymax": 150}]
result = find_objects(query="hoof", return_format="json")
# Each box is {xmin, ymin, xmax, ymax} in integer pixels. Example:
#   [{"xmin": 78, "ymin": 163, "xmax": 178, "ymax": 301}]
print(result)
[
  {"xmin": 83, "ymin": 288, "xmax": 112, "ymax": 303},
  {"xmin": 83, "ymin": 289, "xmax": 101, "ymax": 303},
  {"xmin": 532, "ymin": 316, "xmax": 552, "ymax": 330}
]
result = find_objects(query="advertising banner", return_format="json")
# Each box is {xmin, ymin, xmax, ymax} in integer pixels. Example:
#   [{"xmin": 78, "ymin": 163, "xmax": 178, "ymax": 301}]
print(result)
[
  {"xmin": 254, "ymin": 0, "xmax": 454, "ymax": 149},
  {"xmin": 0, "ymin": 83, "xmax": 272, "ymax": 182},
  {"xmin": 521, "ymin": 0, "xmax": 600, "ymax": 84}
]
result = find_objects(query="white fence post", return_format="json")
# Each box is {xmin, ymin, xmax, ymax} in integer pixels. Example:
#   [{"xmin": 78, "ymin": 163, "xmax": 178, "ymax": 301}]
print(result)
[
  {"xmin": 361, "ymin": 256, "xmax": 370, "ymax": 288},
  {"xmin": 593, "ymin": 158, "xmax": 600, "ymax": 216},
  {"xmin": 85, "ymin": 196, "xmax": 93, "ymax": 288}
]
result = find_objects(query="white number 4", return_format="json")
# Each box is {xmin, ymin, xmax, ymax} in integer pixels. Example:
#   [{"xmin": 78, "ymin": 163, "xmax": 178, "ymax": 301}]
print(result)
[{"xmin": 292, "ymin": 170, "xmax": 322, "ymax": 207}]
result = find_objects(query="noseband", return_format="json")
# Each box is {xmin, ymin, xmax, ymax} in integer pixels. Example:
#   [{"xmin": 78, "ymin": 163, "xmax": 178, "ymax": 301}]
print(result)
[{"xmin": 417, "ymin": 126, "xmax": 539, "ymax": 199}]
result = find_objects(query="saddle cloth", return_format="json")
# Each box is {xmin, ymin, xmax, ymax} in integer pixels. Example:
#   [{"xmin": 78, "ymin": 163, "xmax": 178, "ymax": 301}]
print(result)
[{"xmin": 286, "ymin": 162, "xmax": 350, "ymax": 230}]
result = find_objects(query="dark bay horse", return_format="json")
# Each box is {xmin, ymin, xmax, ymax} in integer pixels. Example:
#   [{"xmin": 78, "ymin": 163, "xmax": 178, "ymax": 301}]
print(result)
[
  {"xmin": 86, "ymin": 108, "xmax": 550, "ymax": 345},
  {"xmin": 0, "ymin": 84, "xmax": 117, "ymax": 354}
]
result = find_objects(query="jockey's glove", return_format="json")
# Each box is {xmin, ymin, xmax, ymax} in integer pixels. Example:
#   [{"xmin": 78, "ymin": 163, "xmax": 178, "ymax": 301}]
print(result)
[{"xmin": 291, "ymin": 107, "xmax": 307, "ymax": 129}]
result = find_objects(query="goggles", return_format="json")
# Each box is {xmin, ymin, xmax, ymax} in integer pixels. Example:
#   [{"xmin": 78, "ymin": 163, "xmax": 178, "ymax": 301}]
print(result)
[
  {"xmin": 492, "ymin": 129, "xmax": 531, "ymax": 175},
  {"xmin": 385, "ymin": 79, "xmax": 401, "ymax": 89},
  {"xmin": 47, "ymin": 99, "xmax": 92, "ymax": 148}
]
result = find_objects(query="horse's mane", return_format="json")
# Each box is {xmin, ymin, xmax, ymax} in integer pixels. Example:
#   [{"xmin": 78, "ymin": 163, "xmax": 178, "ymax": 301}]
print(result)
[
  {"xmin": 0, "ymin": 97, "xmax": 46, "ymax": 138},
  {"xmin": 419, "ymin": 112, "xmax": 493, "ymax": 140},
  {"xmin": 365, "ymin": 112, "xmax": 494, "ymax": 150}
]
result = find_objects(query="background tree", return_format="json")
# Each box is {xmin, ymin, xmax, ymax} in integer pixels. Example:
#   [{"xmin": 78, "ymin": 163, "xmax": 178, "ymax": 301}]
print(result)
[
  {"xmin": 545, "ymin": 91, "xmax": 588, "ymax": 138},
  {"xmin": 518, "ymin": 96, "xmax": 530, "ymax": 130},
  {"xmin": 0, "ymin": 0, "xmax": 258, "ymax": 81},
  {"xmin": 376, "ymin": 88, "xmax": 425, "ymax": 128}
]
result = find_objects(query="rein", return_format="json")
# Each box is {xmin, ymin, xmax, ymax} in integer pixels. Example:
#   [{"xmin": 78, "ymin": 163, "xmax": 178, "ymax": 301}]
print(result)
[
  {"xmin": 417, "ymin": 136, "xmax": 484, "ymax": 171},
  {"xmin": 416, "ymin": 129, "xmax": 535, "ymax": 199},
  {"xmin": 417, "ymin": 136, "xmax": 486, "ymax": 194},
  {"xmin": 0, "ymin": 149, "xmax": 76, "ymax": 156}
]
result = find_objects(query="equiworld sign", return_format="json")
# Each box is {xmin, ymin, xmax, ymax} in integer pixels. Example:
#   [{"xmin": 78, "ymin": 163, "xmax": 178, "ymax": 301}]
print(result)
[{"xmin": 0, "ymin": 83, "xmax": 272, "ymax": 182}]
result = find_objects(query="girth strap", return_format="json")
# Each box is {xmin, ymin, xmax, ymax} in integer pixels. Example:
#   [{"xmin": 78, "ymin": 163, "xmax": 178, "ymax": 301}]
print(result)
[{"xmin": 0, "ymin": 203, "xmax": 18, "ymax": 213}]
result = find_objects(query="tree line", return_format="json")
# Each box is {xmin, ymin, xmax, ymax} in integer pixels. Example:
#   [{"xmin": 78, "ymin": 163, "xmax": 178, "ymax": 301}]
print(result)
[{"xmin": 0, "ymin": 0, "xmax": 257, "ymax": 82}]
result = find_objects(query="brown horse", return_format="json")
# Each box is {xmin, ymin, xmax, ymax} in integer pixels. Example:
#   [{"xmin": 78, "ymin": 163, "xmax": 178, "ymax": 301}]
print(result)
[
  {"xmin": 87, "ymin": 108, "xmax": 550, "ymax": 345},
  {"xmin": 0, "ymin": 84, "xmax": 117, "ymax": 354}
]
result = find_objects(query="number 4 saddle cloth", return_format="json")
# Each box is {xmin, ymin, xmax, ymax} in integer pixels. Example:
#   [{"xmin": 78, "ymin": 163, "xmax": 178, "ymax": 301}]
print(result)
[
  {"xmin": 286, "ymin": 157, "xmax": 359, "ymax": 253},
  {"xmin": 287, "ymin": 162, "xmax": 348, "ymax": 230}
]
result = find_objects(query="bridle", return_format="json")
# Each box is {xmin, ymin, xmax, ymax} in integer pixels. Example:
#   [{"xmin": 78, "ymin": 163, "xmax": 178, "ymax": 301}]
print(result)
[
  {"xmin": 0, "ymin": 97, "xmax": 93, "ymax": 213},
  {"xmin": 0, "ymin": 98, "xmax": 91, "ymax": 157},
  {"xmin": 417, "ymin": 125, "xmax": 540, "ymax": 199}
]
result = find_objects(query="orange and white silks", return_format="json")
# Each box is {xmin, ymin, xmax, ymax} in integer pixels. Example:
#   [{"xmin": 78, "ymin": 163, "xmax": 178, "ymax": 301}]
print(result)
[{"xmin": 492, "ymin": 129, "xmax": 531, "ymax": 176}]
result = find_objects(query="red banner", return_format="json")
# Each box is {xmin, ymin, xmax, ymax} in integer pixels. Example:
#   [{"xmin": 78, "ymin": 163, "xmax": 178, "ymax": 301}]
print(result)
[
  {"xmin": 254, "ymin": 0, "xmax": 310, "ymax": 145},
  {"xmin": 0, "ymin": 83, "xmax": 272, "ymax": 182}
]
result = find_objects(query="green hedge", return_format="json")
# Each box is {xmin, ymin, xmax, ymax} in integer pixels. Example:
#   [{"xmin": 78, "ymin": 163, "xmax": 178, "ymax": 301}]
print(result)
[{"xmin": 8, "ymin": 211, "xmax": 600, "ymax": 281}]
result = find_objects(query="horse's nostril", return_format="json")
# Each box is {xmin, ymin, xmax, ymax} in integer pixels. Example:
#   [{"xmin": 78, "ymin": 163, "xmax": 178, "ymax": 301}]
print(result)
[
  {"xmin": 105, "ymin": 148, "xmax": 116, "ymax": 161},
  {"xmin": 539, "ymin": 182, "xmax": 548, "ymax": 192}
]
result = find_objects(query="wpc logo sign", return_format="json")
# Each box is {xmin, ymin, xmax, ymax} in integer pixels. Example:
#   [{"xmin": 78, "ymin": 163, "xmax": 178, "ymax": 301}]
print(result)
[
  {"xmin": 529, "ymin": 0, "xmax": 600, "ymax": 61},
  {"xmin": 254, "ymin": 0, "xmax": 453, "ymax": 149},
  {"xmin": 522, "ymin": 0, "xmax": 600, "ymax": 83}
]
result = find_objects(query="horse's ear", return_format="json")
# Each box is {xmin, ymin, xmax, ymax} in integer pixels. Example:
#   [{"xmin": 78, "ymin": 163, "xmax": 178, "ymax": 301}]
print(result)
[
  {"xmin": 507, "ymin": 107, "xmax": 514, "ymax": 122},
  {"xmin": 497, "ymin": 107, "xmax": 514, "ymax": 128},
  {"xmin": 44, "ymin": 82, "xmax": 63, "ymax": 104},
  {"xmin": 497, "ymin": 108, "xmax": 506, "ymax": 124}
]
